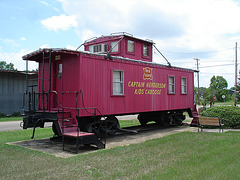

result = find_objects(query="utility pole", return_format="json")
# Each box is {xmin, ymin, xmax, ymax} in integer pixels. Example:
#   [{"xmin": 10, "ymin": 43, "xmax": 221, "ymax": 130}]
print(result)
[
  {"xmin": 194, "ymin": 58, "xmax": 200, "ymax": 105},
  {"xmin": 234, "ymin": 42, "xmax": 238, "ymax": 106}
]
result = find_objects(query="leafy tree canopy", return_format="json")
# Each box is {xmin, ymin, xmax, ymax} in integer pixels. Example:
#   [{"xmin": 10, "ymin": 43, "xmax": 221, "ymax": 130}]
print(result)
[
  {"xmin": 0, "ymin": 61, "xmax": 16, "ymax": 71},
  {"xmin": 210, "ymin": 75, "xmax": 228, "ymax": 90},
  {"xmin": 209, "ymin": 75, "xmax": 229, "ymax": 102}
]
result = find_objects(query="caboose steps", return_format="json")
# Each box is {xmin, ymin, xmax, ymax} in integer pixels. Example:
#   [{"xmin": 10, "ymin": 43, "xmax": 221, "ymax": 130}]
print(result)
[
  {"xmin": 60, "ymin": 117, "xmax": 105, "ymax": 153},
  {"xmin": 62, "ymin": 132, "xmax": 105, "ymax": 153},
  {"xmin": 190, "ymin": 105, "xmax": 199, "ymax": 126}
]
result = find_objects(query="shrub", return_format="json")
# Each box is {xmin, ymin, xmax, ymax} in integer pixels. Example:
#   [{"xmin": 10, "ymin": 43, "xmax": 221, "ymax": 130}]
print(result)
[
  {"xmin": 200, "ymin": 106, "xmax": 240, "ymax": 128},
  {"xmin": 0, "ymin": 113, "xmax": 6, "ymax": 117},
  {"xmin": 11, "ymin": 112, "xmax": 21, "ymax": 117}
]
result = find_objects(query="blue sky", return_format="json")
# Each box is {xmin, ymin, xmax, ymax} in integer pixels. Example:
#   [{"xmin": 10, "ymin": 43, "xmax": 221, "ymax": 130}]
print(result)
[
  {"xmin": 0, "ymin": 0, "xmax": 79, "ymax": 52},
  {"xmin": 1, "ymin": 0, "xmax": 240, "ymax": 88}
]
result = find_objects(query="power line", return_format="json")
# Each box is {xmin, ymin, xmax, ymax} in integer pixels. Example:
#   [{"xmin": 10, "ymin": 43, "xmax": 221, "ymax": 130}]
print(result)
[
  {"xmin": 200, "ymin": 59, "xmax": 234, "ymax": 62},
  {"xmin": 171, "ymin": 59, "xmax": 234, "ymax": 63},
  {"xmin": 200, "ymin": 63, "xmax": 234, "ymax": 68},
  {"xmin": 201, "ymin": 73, "xmax": 234, "ymax": 74},
  {"xmin": 161, "ymin": 47, "xmax": 234, "ymax": 55}
]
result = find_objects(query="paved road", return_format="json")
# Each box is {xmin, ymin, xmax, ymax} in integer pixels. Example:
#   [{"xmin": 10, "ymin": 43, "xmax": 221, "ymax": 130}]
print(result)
[
  {"xmin": 0, "ymin": 121, "xmax": 53, "ymax": 132},
  {"xmin": 0, "ymin": 121, "xmax": 23, "ymax": 131},
  {"xmin": 0, "ymin": 115, "xmax": 138, "ymax": 131}
]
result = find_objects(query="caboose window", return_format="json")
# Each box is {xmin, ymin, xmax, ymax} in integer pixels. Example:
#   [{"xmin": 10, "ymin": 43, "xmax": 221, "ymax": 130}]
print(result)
[
  {"xmin": 89, "ymin": 45, "xmax": 94, "ymax": 52},
  {"xmin": 113, "ymin": 70, "xmax": 124, "ymax": 95},
  {"xmin": 181, "ymin": 77, "xmax": 187, "ymax": 94},
  {"xmin": 89, "ymin": 44, "xmax": 108, "ymax": 53},
  {"xmin": 58, "ymin": 64, "xmax": 62, "ymax": 79},
  {"xmin": 127, "ymin": 40, "xmax": 134, "ymax": 52},
  {"xmin": 168, "ymin": 76, "xmax": 175, "ymax": 94},
  {"xmin": 143, "ymin": 44, "xmax": 150, "ymax": 56},
  {"xmin": 110, "ymin": 41, "xmax": 119, "ymax": 52}
]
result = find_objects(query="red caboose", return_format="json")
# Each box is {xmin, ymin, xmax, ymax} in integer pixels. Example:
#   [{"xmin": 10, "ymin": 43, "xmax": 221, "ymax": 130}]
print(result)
[{"xmin": 22, "ymin": 33, "xmax": 198, "ymax": 148}]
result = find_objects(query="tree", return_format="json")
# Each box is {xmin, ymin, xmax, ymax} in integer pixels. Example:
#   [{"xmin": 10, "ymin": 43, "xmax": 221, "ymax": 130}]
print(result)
[
  {"xmin": 201, "ymin": 87, "xmax": 215, "ymax": 107},
  {"xmin": 209, "ymin": 75, "xmax": 229, "ymax": 102},
  {"xmin": 0, "ymin": 61, "xmax": 16, "ymax": 71},
  {"xmin": 194, "ymin": 87, "xmax": 215, "ymax": 107},
  {"xmin": 234, "ymin": 84, "xmax": 240, "ymax": 102}
]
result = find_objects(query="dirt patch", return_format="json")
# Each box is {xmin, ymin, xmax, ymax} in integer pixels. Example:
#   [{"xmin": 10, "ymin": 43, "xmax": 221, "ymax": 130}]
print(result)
[{"xmin": 10, "ymin": 124, "xmax": 196, "ymax": 158}]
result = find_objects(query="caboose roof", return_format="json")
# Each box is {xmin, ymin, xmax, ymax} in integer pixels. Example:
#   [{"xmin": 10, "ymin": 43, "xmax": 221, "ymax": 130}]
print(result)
[
  {"xmin": 84, "ymin": 32, "xmax": 154, "ymax": 45},
  {"xmin": 22, "ymin": 48, "xmax": 197, "ymax": 72}
]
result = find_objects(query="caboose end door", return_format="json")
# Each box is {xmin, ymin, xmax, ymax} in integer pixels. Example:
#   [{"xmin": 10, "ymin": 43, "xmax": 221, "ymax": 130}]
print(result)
[{"xmin": 54, "ymin": 61, "xmax": 63, "ymax": 107}]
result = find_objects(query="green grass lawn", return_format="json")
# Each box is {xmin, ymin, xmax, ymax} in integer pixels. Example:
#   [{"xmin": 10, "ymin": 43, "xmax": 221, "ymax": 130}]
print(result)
[
  {"xmin": 214, "ymin": 100, "xmax": 235, "ymax": 106},
  {"xmin": 0, "ymin": 116, "xmax": 22, "ymax": 122},
  {"xmin": 119, "ymin": 119, "xmax": 140, "ymax": 127},
  {"xmin": 1, "ymin": 126, "xmax": 240, "ymax": 179},
  {"xmin": 207, "ymin": 100, "xmax": 240, "ymax": 106}
]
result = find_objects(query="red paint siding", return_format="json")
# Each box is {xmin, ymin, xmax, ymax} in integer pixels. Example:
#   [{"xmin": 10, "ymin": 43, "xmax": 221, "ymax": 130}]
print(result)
[
  {"xmin": 24, "ymin": 43, "xmax": 195, "ymax": 120},
  {"xmin": 84, "ymin": 35, "xmax": 153, "ymax": 62},
  {"xmin": 37, "ymin": 52, "xmax": 194, "ymax": 117}
]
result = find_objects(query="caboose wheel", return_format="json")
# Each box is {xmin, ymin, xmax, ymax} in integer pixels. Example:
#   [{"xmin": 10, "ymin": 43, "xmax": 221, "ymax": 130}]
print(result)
[
  {"xmin": 52, "ymin": 122, "xmax": 61, "ymax": 136},
  {"xmin": 85, "ymin": 116, "xmax": 120, "ymax": 136},
  {"xmin": 105, "ymin": 116, "xmax": 120, "ymax": 135},
  {"xmin": 160, "ymin": 113, "xmax": 171, "ymax": 127},
  {"xmin": 137, "ymin": 114, "xmax": 147, "ymax": 126},
  {"xmin": 173, "ymin": 113, "xmax": 185, "ymax": 125},
  {"xmin": 85, "ymin": 121, "xmax": 101, "ymax": 135}
]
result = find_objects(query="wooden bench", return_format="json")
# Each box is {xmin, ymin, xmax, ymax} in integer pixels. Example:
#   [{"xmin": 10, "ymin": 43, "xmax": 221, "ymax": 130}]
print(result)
[{"xmin": 198, "ymin": 117, "xmax": 224, "ymax": 133}]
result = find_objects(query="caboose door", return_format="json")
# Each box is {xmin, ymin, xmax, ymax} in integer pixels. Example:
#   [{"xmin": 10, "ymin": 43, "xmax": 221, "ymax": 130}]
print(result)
[{"xmin": 54, "ymin": 61, "xmax": 63, "ymax": 107}]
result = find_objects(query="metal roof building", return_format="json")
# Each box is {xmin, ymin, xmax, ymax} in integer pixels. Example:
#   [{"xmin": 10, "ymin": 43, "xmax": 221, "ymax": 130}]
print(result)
[{"xmin": 0, "ymin": 70, "xmax": 38, "ymax": 115}]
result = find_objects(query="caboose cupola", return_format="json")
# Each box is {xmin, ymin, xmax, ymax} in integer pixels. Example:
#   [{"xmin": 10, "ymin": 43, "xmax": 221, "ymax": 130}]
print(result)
[{"xmin": 84, "ymin": 32, "xmax": 153, "ymax": 62}]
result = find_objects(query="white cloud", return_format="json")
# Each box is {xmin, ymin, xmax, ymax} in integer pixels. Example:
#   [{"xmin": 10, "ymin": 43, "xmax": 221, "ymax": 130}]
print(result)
[
  {"xmin": 1, "ymin": 38, "xmax": 20, "ymax": 48},
  {"xmin": 40, "ymin": 44, "xmax": 50, "ymax": 49},
  {"xmin": 41, "ymin": 14, "xmax": 78, "ymax": 31},
  {"xmin": 20, "ymin": 37, "xmax": 26, "ymax": 41},
  {"xmin": 0, "ymin": 49, "xmax": 38, "ymax": 71},
  {"xmin": 66, "ymin": 45, "xmax": 76, "ymax": 50},
  {"xmin": 40, "ymin": 0, "xmax": 49, "ymax": 6},
  {"xmin": 52, "ymin": 0, "xmax": 240, "ymax": 88}
]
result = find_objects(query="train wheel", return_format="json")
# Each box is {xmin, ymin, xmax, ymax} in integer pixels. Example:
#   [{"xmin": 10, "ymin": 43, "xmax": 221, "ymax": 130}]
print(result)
[
  {"xmin": 160, "ymin": 113, "xmax": 171, "ymax": 127},
  {"xmin": 85, "ymin": 116, "xmax": 120, "ymax": 136},
  {"xmin": 105, "ymin": 116, "xmax": 120, "ymax": 136},
  {"xmin": 52, "ymin": 122, "xmax": 61, "ymax": 136},
  {"xmin": 85, "ymin": 121, "xmax": 101, "ymax": 135},
  {"xmin": 138, "ymin": 114, "xmax": 147, "ymax": 126},
  {"xmin": 173, "ymin": 113, "xmax": 185, "ymax": 126}
]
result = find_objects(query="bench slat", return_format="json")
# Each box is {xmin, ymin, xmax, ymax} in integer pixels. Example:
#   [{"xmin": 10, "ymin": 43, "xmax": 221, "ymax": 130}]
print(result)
[{"xmin": 198, "ymin": 116, "xmax": 224, "ymax": 133}]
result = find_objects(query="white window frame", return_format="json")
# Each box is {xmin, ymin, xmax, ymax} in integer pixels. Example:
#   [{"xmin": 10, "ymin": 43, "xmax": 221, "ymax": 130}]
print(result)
[
  {"xmin": 110, "ymin": 41, "xmax": 119, "ymax": 52},
  {"xmin": 181, "ymin": 77, "xmax": 187, "ymax": 94},
  {"xmin": 168, "ymin": 76, "xmax": 175, "ymax": 94},
  {"xmin": 112, "ymin": 70, "xmax": 124, "ymax": 95},
  {"xmin": 127, "ymin": 40, "xmax": 134, "ymax": 52},
  {"xmin": 143, "ymin": 44, "xmax": 150, "ymax": 56}
]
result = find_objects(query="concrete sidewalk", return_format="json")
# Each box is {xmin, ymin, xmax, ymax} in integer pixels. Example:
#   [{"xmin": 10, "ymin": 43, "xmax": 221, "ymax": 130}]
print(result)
[
  {"xmin": 0, "ymin": 121, "xmax": 23, "ymax": 131},
  {"xmin": 0, "ymin": 121, "xmax": 52, "ymax": 131}
]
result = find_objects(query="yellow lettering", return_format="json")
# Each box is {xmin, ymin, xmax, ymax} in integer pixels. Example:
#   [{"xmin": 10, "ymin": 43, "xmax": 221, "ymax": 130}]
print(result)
[
  {"xmin": 134, "ymin": 89, "xmax": 145, "ymax": 94},
  {"xmin": 145, "ymin": 89, "xmax": 162, "ymax": 95}
]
